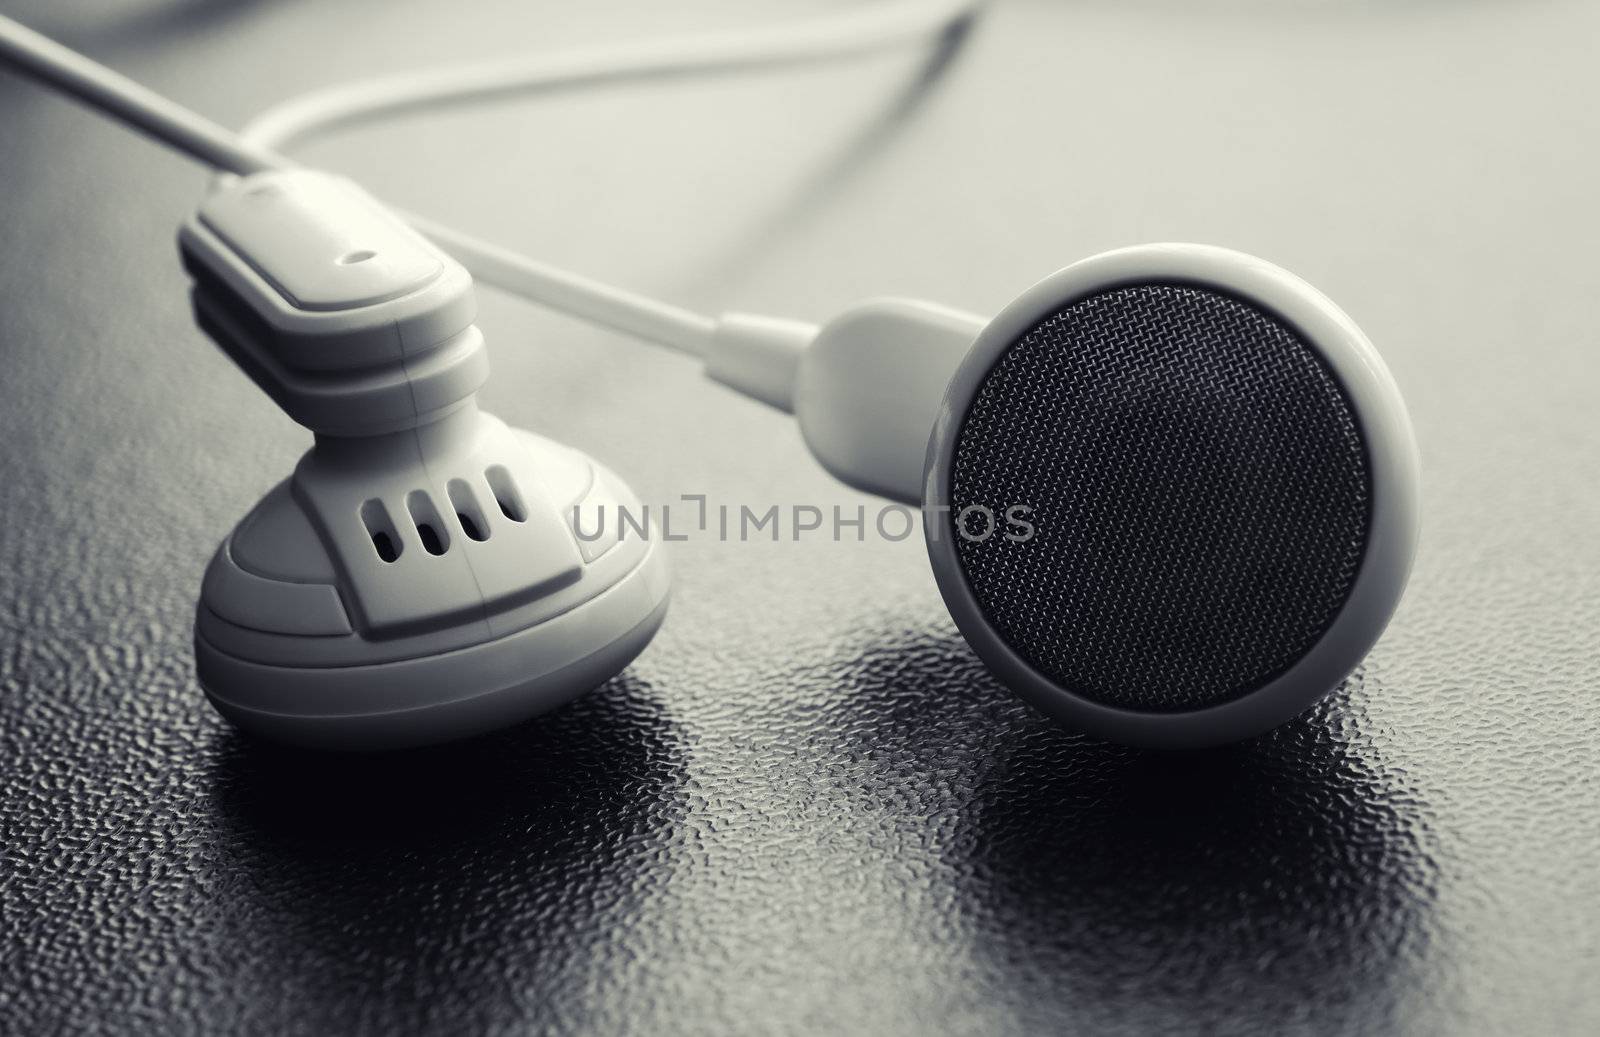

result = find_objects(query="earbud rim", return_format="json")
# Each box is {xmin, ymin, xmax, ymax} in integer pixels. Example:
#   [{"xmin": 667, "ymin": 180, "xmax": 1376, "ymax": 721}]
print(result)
[
  {"xmin": 197, "ymin": 540, "xmax": 670, "ymax": 751},
  {"xmin": 921, "ymin": 243, "xmax": 1421, "ymax": 748}
]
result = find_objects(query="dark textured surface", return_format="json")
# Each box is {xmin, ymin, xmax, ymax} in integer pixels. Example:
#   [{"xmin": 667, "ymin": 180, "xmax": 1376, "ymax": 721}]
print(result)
[
  {"xmin": 3, "ymin": 1, "xmax": 1600, "ymax": 1034},
  {"xmin": 950, "ymin": 285, "xmax": 1369, "ymax": 711}
]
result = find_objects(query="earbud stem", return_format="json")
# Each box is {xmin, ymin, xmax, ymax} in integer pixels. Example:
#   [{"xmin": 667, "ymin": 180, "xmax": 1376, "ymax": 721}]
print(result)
[
  {"xmin": 702, "ymin": 299, "xmax": 985, "ymax": 504},
  {"xmin": 703, "ymin": 313, "xmax": 817, "ymax": 412}
]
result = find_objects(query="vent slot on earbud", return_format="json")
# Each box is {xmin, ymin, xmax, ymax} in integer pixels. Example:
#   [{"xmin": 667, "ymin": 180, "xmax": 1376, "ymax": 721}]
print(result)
[
  {"xmin": 406, "ymin": 490, "xmax": 450, "ymax": 556},
  {"xmin": 361, "ymin": 499, "xmax": 402, "ymax": 563},
  {"xmin": 485, "ymin": 465, "xmax": 526, "ymax": 523},
  {"xmin": 448, "ymin": 478, "xmax": 489, "ymax": 542}
]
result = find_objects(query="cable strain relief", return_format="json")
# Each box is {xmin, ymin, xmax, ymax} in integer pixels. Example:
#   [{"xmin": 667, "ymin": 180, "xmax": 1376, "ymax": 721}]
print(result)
[{"xmin": 703, "ymin": 312, "xmax": 817, "ymax": 413}]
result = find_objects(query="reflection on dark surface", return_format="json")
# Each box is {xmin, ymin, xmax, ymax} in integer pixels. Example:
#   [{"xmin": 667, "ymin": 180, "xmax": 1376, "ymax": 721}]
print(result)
[
  {"xmin": 207, "ymin": 674, "xmax": 688, "ymax": 1033},
  {"xmin": 821, "ymin": 628, "xmax": 1440, "ymax": 1033}
]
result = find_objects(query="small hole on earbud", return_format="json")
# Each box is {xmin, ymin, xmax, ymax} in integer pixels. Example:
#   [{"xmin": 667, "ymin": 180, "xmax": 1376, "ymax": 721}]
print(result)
[
  {"xmin": 485, "ymin": 465, "xmax": 526, "ymax": 523},
  {"xmin": 447, "ymin": 478, "xmax": 489, "ymax": 542},
  {"xmin": 406, "ymin": 490, "xmax": 451, "ymax": 556},
  {"xmin": 361, "ymin": 499, "xmax": 402, "ymax": 563},
  {"xmin": 338, "ymin": 249, "xmax": 376, "ymax": 265},
  {"xmin": 371, "ymin": 530, "xmax": 398, "ymax": 563}
]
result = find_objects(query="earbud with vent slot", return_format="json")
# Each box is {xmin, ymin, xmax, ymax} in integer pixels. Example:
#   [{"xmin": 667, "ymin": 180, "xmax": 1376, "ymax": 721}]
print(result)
[{"xmin": 185, "ymin": 169, "xmax": 669, "ymax": 749}]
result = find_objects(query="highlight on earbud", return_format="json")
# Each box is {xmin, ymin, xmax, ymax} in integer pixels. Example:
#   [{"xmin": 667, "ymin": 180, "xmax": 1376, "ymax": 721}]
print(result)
[{"xmin": 921, "ymin": 244, "xmax": 1420, "ymax": 747}]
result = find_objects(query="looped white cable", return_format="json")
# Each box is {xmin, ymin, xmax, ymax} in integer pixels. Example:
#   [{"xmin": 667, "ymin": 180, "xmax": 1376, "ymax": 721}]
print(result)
[
  {"xmin": 240, "ymin": 0, "xmax": 986, "ymax": 154},
  {"xmin": 239, "ymin": 0, "xmax": 987, "ymax": 356},
  {"xmin": 0, "ymin": 1, "xmax": 987, "ymax": 355}
]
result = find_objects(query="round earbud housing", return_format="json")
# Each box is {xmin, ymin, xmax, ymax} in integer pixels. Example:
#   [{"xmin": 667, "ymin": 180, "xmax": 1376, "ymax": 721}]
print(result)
[
  {"xmin": 193, "ymin": 407, "xmax": 669, "ymax": 751},
  {"xmin": 922, "ymin": 244, "xmax": 1419, "ymax": 747}
]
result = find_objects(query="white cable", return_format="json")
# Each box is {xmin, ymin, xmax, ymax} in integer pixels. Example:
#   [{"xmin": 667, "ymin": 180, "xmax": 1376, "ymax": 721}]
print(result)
[
  {"xmin": 0, "ymin": 13, "xmax": 282, "ymax": 174},
  {"xmin": 401, "ymin": 211, "xmax": 718, "ymax": 356},
  {"xmin": 241, "ymin": 0, "xmax": 985, "ymax": 153},
  {"xmin": 240, "ymin": 0, "xmax": 986, "ymax": 355},
  {"xmin": 0, "ymin": 2, "xmax": 984, "ymax": 356}
]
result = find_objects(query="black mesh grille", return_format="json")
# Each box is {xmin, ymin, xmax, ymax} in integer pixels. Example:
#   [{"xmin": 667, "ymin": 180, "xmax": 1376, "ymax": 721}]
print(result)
[{"xmin": 948, "ymin": 285, "xmax": 1370, "ymax": 713}]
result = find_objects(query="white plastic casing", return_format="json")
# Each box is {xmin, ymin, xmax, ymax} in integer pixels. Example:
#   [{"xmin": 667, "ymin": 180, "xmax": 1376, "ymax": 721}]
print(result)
[
  {"xmin": 703, "ymin": 300, "xmax": 985, "ymax": 504},
  {"xmin": 737, "ymin": 245, "xmax": 1419, "ymax": 746},
  {"xmin": 182, "ymin": 170, "xmax": 668, "ymax": 749},
  {"xmin": 181, "ymin": 169, "xmax": 485, "ymax": 436},
  {"xmin": 793, "ymin": 299, "xmax": 985, "ymax": 505},
  {"xmin": 921, "ymin": 244, "xmax": 1421, "ymax": 747},
  {"xmin": 194, "ymin": 415, "xmax": 670, "ymax": 750}
]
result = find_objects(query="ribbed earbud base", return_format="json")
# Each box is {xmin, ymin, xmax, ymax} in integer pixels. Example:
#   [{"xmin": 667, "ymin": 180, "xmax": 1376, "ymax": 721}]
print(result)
[
  {"xmin": 194, "ymin": 420, "xmax": 671, "ymax": 750},
  {"xmin": 196, "ymin": 576, "xmax": 668, "ymax": 751}
]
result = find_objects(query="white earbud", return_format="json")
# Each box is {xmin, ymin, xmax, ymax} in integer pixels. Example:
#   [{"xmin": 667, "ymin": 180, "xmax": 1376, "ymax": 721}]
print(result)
[
  {"xmin": 702, "ymin": 244, "xmax": 1421, "ymax": 746},
  {"xmin": 185, "ymin": 170, "xmax": 669, "ymax": 749}
]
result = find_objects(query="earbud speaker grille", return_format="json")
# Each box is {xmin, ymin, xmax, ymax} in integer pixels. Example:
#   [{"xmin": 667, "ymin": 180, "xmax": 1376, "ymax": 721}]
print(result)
[{"xmin": 948, "ymin": 284, "xmax": 1370, "ymax": 713}]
